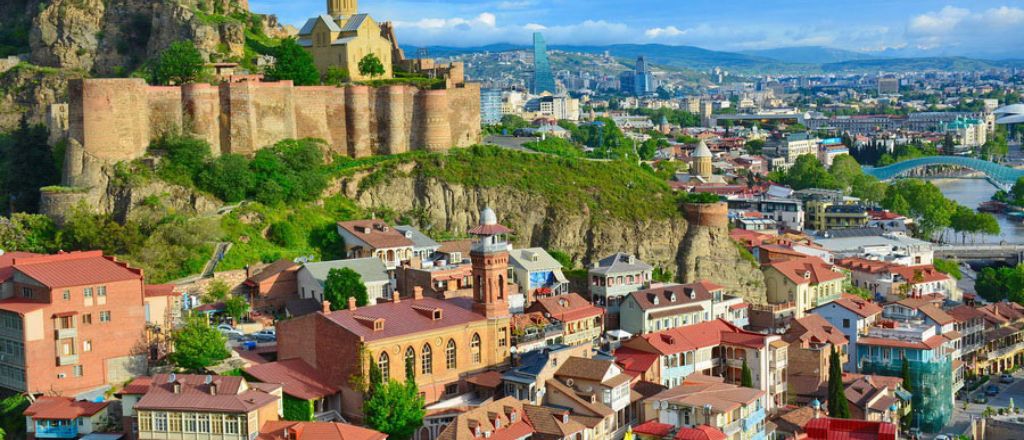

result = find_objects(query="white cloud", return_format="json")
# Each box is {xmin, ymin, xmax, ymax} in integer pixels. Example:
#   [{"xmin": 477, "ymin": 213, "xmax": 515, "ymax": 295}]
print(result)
[
  {"xmin": 393, "ymin": 13, "xmax": 634, "ymax": 46},
  {"xmin": 906, "ymin": 5, "xmax": 1024, "ymax": 51}
]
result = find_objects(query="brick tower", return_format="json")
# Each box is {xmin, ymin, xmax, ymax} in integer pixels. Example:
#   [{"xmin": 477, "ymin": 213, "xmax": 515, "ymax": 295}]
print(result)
[
  {"xmin": 327, "ymin": 0, "xmax": 357, "ymax": 18},
  {"xmin": 469, "ymin": 207, "xmax": 511, "ymax": 319}
]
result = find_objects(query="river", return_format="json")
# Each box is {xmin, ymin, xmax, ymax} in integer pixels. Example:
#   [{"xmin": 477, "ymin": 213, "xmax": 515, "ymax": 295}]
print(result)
[{"xmin": 930, "ymin": 178, "xmax": 1024, "ymax": 244}]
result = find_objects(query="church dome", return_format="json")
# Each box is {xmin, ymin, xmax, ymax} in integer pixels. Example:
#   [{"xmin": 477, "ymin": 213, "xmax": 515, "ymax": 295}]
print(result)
[
  {"xmin": 481, "ymin": 207, "xmax": 497, "ymax": 225},
  {"xmin": 693, "ymin": 140, "xmax": 712, "ymax": 158}
]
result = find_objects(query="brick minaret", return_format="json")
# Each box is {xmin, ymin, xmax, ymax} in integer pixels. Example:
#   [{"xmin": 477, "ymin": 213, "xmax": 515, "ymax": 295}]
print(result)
[{"xmin": 469, "ymin": 207, "xmax": 511, "ymax": 319}]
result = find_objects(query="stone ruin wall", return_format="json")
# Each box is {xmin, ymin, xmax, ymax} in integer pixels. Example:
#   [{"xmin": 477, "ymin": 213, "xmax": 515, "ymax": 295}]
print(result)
[{"xmin": 62, "ymin": 78, "xmax": 481, "ymax": 188}]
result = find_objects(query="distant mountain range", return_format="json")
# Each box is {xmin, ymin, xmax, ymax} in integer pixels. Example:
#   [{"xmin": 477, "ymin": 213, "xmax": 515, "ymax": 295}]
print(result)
[{"xmin": 401, "ymin": 43, "xmax": 1024, "ymax": 73}]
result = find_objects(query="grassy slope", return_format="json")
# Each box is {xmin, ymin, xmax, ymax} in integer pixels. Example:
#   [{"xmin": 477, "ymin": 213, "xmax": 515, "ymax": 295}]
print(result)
[{"xmin": 139, "ymin": 146, "xmax": 680, "ymax": 276}]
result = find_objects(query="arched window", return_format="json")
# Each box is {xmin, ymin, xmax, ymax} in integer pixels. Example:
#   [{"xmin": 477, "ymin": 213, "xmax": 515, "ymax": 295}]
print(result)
[
  {"xmin": 498, "ymin": 275, "xmax": 504, "ymax": 299},
  {"xmin": 421, "ymin": 344, "xmax": 433, "ymax": 375},
  {"xmin": 378, "ymin": 352, "xmax": 390, "ymax": 382},
  {"xmin": 446, "ymin": 339, "xmax": 457, "ymax": 370},
  {"xmin": 471, "ymin": 333, "xmax": 482, "ymax": 364},
  {"xmin": 405, "ymin": 347, "xmax": 416, "ymax": 379}
]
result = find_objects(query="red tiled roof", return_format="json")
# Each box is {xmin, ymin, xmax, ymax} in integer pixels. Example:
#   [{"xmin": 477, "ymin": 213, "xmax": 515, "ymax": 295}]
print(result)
[
  {"xmin": 23, "ymin": 396, "xmax": 108, "ymax": 420},
  {"xmin": 887, "ymin": 265, "xmax": 951, "ymax": 285},
  {"xmin": 337, "ymin": 220, "xmax": 414, "ymax": 249},
  {"xmin": 857, "ymin": 334, "xmax": 946, "ymax": 350},
  {"xmin": 244, "ymin": 359, "xmax": 337, "ymax": 400},
  {"xmin": 527, "ymin": 293, "xmax": 603, "ymax": 322},
  {"xmin": 917, "ymin": 304, "xmax": 956, "ymax": 326},
  {"xmin": 632, "ymin": 420, "xmax": 674, "ymax": 437},
  {"xmin": 675, "ymin": 425, "xmax": 727, "ymax": 440},
  {"xmin": 13, "ymin": 251, "xmax": 141, "ymax": 288},
  {"xmin": 769, "ymin": 256, "xmax": 844, "ymax": 285},
  {"xmin": 946, "ymin": 305, "xmax": 985, "ymax": 323},
  {"xmin": 258, "ymin": 421, "xmax": 388, "ymax": 440},
  {"xmin": 468, "ymin": 224, "xmax": 513, "ymax": 236},
  {"xmin": 323, "ymin": 297, "xmax": 488, "ymax": 342},
  {"xmin": 119, "ymin": 376, "xmax": 154, "ymax": 395},
  {"xmin": 784, "ymin": 314, "xmax": 849, "ymax": 347},
  {"xmin": 628, "ymin": 281, "xmax": 724, "ymax": 311},
  {"xmin": 804, "ymin": 417, "xmax": 897, "ymax": 440},
  {"xmin": 0, "ymin": 298, "xmax": 48, "ymax": 315},
  {"xmin": 145, "ymin": 284, "xmax": 177, "ymax": 297},
  {"xmin": 135, "ymin": 374, "xmax": 280, "ymax": 413},
  {"xmin": 247, "ymin": 259, "xmax": 299, "ymax": 285},
  {"xmin": 627, "ymin": 319, "xmax": 767, "ymax": 356},
  {"xmin": 0, "ymin": 251, "xmax": 41, "ymax": 282},
  {"xmin": 614, "ymin": 347, "xmax": 659, "ymax": 378},
  {"xmin": 827, "ymin": 294, "xmax": 882, "ymax": 318}
]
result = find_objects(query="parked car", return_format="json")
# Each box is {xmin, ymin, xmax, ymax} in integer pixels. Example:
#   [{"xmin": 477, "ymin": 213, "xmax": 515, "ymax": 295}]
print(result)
[
  {"xmin": 217, "ymin": 324, "xmax": 243, "ymax": 339},
  {"xmin": 934, "ymin": 435, "xmax": 950, "ymax": 440},
  {"xmin": 986, "ymin": 384, "xmax": 1000, "ymax": 396},
  {"xmin": 974, "ymin": 394, "xmax": 988, "ymax": 404},
  {"xmin": 1002, "ymin": 374, "xmax": 1014, "ymax": 384},
  {"xmin": 255, "ymin": 328, "xmax": 276, "ymax": 337},
  {"xmin": 251, "ymin": 327, "xmax": 276, "ymax": 341}
]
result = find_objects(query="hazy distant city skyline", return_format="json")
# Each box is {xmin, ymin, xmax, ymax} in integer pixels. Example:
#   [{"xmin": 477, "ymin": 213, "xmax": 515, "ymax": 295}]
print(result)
[{"xmin": 252, "ymin": 0, "xmax": 1024, "ymax": 58}]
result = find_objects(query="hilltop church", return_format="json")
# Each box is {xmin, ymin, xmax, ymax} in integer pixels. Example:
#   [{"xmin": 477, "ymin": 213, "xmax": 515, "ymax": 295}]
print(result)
[{"xmin": 298, "ymin": 0, "xmax": 396, "ymax": 80}]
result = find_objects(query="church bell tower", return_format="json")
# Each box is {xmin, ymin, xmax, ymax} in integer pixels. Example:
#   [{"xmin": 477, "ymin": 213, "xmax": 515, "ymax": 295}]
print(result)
[
  {"xmin": 469, "ymin": 208, "xmax": 511, "ymax": 319},
  {"xmin": 327, "ymin": 0, "xmax": 357, "ymax": 18}
]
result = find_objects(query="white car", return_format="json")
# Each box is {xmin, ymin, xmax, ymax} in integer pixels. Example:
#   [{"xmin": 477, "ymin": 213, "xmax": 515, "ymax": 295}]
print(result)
[{"xmin": 216, "ymin": 324, "xmax": 243, "ymax": 338}]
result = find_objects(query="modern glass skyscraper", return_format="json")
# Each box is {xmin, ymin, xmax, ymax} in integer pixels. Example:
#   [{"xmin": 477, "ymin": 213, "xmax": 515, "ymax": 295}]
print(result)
[{"xmin": 532, "ymin": 32, "xmax": 557, "ymax": 95}]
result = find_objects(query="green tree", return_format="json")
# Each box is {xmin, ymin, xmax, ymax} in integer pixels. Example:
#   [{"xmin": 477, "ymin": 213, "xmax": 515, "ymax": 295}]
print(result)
[
  {"xmin": 827, "ymin": 345, "xmax": 851, "ymax": 418},
  {"xmin": 152, "ymin": 41, "xmax": 207, "ymax": 85},
  {"xmin": 367, "ymin": 351, "xmax": 383, "ymax": 395},
  {"xmin": 744, "ymin": 139, "xmax": 765, "ymax": 155},
  {"xmin": 224, "ymin": 295, "xmax": 250, "ymax": 323},
  {"xmin": 933, "ymin": 259, "xmax": 963, "ymax": 280},
  {"xmin": 197, "ymin": 154, "xmax": 254, "ymax": 202},
  {"xmin": 2, "ymin": 121, "xmax": 59, "ymax": 213},
  {"xmin": 323, "ymin": 267, "xmax": 369, "ymax": 310},
  {"xmin": 828, "ymin": 154, "xmax": 862, "ymax": 189},
  {"xmin": 741, "ymin": 358, "xmax": 753, "ymax": 388},
  {"xmin": 324, "ymin": 66, "xmax": 350, "ymax": 85},
  {"xmin": 363, "ymin": 367, "xmax": 425, "ymax": 440},
  {"xmin": 202, "ymin": 279, "xmax": 231, "ymax": 304},
  {"xmin": 781, "ymin": 154, "xmax": 840, "ymax": 190},
  {"xmin": 150, "ymin": 133, "xmax": 213, "ymax": 186},
  {"xmin": 265, "ymin": 39, "xmax": 320, "ymax": 86},
  {"xmin": 358, "ymin": 53, "xmax": 386, "ymax": 79},
  {"xmin": 170, "ymin": 316, "xmax": 230, "ymax": 371}
]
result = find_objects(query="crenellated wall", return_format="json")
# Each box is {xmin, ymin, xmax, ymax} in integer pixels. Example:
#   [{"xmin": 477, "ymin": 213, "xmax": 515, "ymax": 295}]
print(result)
[{"xmin": 64, "ymin": 77, "xmax": 481, "ymax": 187}]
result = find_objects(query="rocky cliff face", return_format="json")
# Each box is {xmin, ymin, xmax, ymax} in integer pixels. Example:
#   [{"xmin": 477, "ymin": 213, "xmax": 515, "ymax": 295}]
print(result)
[
  {"xmin": 339, "ymin": 170, "xmax": 765, "ymax": 297},
  {"xmin": 28, "ymin": 0, "xmax": 248, "ymax": 75},
  {"xmin": 0, "ymin": 66, "xmax": 79, "ymax": 132},
  {"xmin": 677, "ymin": 224, "xmax": 767, "ymax": 304},
  {"xmin": 340, "ymin": 172, "xmax": 689, "ymax": 269}
]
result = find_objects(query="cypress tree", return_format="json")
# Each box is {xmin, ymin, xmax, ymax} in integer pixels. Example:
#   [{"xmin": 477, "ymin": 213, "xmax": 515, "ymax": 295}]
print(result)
[
  {"xmin": 827, "ymin": 345, "xmax": 851, "ymax": 418},
  {"xmin": 741, "ymin": 358, "xmax": 753, "ymax": 388},
  {"xmin": 901, "ymin": 357, "xmax": 913, "ymax": 392}
]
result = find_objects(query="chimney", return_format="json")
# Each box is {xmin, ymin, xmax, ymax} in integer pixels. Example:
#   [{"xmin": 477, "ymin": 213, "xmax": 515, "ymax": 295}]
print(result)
[
  {"xmin": 322, "ymin": 300, "xmax": 332, "ymax": 314},
  {"xmin": 393, "ymin": 290, "xmax": 401, "ymax": 303},
  {"xmin": 209, "ymin": 383, "xmax": 218, "ymax": 395},
  {"xmin": 348, "ymin": 296, "xmax": 357, "ymax": 311},
  {"xmin": 414, "ymin": 286, "xmax": 423, "ymax": 300}
]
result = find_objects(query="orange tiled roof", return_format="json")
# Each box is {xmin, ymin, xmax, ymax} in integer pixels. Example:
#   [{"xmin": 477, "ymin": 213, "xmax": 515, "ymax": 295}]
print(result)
[
  {"xmin": 769, "ymin": 256, "xmax": 844, "ymax": 285},
  {"xmin": 23, "ymin": 396, "xmax": 108, "ymax": 420},
  {"xmin": 13, "ymin": 250, "xmax": 142, "ymax": 288},
  {"xmin": 337, "ymin": 220, "xmax": 414, "ymax": 250},
  {"xmin": 527, "ymin": 293, "xmax": 603, "ymax": 322},
  {"xmin": 258, "ymin": 421, "xmax": 387, "ymax": 440}
]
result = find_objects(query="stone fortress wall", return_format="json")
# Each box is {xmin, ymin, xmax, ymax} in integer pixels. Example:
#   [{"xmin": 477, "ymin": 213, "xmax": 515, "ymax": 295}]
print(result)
[{"xmin": 63, "ymin": 77, "xmax": 481, "ymax": 188}]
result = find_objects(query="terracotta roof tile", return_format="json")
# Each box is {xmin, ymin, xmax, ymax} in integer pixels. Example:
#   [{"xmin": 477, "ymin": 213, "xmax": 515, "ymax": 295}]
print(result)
[
  {"xmin": 258, "ymin": 421, "xmax": 388, "ymax": 440},
  {"xmin": 337, "ymin": 220, "xmax": 414, "ymax": 249},
  {"xmin": 135, "ymin": 374, "xmax": 280, "ymax": 413},
  {"xmin": 323, "ymin": 297, "xmax": 488, "ymax": 342},
  {"xmin": 625, "ymin": 319, "xmax": 768, "ymax": 356},
  {"xmin": 13, "ymin": 251, "xmax": 141, "ymax": 288},
  {"xmin": 649, "ymin": 377, "xmax": 764, "ymax": 414},
  {"xmin": 244, "ymin": 359, "xmax": 337, "ymax": 400},
  {"xmin": 768, "ymin": 256, "xmax": 844, "ymax": 285},
  {"xmin": 784, "ymin": 314, "xmax": 849, "ymax": 347},
  {"xmin": 628, "ymin": 281, "xmax": 723, "ymax": 311},
  {"xmin": 632, "ymin": 420, "xmax": 674, "ymax": 437},
  {"xmin": 24, "ymin": 396, "xmax": 108, "ymax": 420},
  {"xmin": 145, "ymin": 284, "xmax": 177, "ymax": 297},
  {"xmin": 247, "ymin": 259, "xmax": 299, "ymax": 284},
  {"xmin": 675, "ymin": 425, "xmax": 727, "ymax": 440},
  {"xmin": 527, "ymin": 293, "xmax": 602, "ymax": 322},
  {"xmin": 825, "ymin": 294, "xmax": 882, "ymax": 318},
  {"xmin": 0, "ymin": 251, "xmax": 41, "ymax": 282}
]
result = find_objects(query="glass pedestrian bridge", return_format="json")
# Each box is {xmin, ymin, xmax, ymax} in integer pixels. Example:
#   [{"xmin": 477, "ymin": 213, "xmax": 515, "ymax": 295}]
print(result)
[{"xmin": 863, "ymin": 156, "xmax": 1024, "ymax": 187}]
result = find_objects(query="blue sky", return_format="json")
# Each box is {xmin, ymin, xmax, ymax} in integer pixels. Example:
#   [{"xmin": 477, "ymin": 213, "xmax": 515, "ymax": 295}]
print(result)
[{"xmin": 250, "ymin": 0, "xmax": 1024, "ymax": 56}]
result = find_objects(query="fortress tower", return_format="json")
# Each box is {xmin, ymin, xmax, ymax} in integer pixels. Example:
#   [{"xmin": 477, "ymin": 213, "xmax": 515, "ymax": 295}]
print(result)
[
  {"xmin": 469, "ymin": 208, "xmax": 512, "ymax": 319},
  {"xmin": 327, "ymin": 0, "xmax": 357, "ymax": 18}
]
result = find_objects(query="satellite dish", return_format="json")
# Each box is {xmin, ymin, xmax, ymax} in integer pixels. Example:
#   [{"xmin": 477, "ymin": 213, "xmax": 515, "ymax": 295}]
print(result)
[{"xmin": 566, "ymin": 378, "xmax": 575, "ymax": 387}]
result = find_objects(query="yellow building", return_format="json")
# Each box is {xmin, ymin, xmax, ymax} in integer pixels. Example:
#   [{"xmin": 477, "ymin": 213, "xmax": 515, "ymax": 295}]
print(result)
[
  {"xmin": 763, "ymin": 256, "xmax": 846, "ymax": 318},
  {"xmin": 297, "ymin": 0, "xmax": 394, "ymax": 80}
]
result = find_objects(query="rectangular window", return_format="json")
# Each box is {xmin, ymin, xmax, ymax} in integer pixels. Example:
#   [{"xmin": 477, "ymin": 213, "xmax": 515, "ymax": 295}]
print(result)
[
  {"xmin": 98, "ymin": 286, "xmax": 107, "ymax": 297},
  {"xmin": 20, "ymin": 287, "xmax": 31, "ymax": 298},
  {"xmin": 83, "ymin": 340, "xmax": 92, "ymax": 352},
  {"xmin": 100, "ymin": 311, "xmax": 111, "ymax": 323},
  {"xmin": 154, "ymin": 412, "xmax": 168, "ymax": 432},
  {"xmin": 184, "ymin": 413, "xmax": 197, "ymax": 433},
  {"xmin": 82, "ymin": 314, "xmax": 92, "ymax": 325},
  {"xmin": 62, "ymin": 290, "xmax": 71, "ymax": 301},
  {"xmin": 211, "ymin": 415, "xmax": 223, "ymax": 434},
  {"xmin": 843, "ymin": 319, "xmax": 850, "ymax": 328},
  {"xmin": 445, "ymin": 383, "xmax": 459, "ymax": 396},
  {"xmin": 168, "ymin": 413, "xmax": 181, "ymax": 432},
  {"xmin": 84, "ymin": 287, "xmax": 93, "ymax": 298},
  {"xmin": 197, "ymin": 414, "xmax": 210, "ymax": 433},
  {"xmin": 224, "ymin": 417, "xmax": 239, "ymax": 435},
  {"xmin": 73, "ymin": 365, "xmax": 83, "ymax": 377},
  {"xmin": 139, "ymin": 412, "xmax": 152, "ymax": 432}
]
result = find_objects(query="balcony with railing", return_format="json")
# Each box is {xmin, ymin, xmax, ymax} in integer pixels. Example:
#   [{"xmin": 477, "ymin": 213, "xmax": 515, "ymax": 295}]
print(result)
[
  {"xmin": 514, "ymin": 323, "xmax": 564, "ymax": 344},
  {"xmin": 721, "ymin": 419, "xmax": 743, "ymax": 437},
  {"xmin": 55, "ymin": 327, "xmax": 76, "ymax": 339},
  {"xmin": 57, "ymin": 354, "xmax": 78, "ymax": 366},
  {"xmin": 743, "ymin": 407, "xmax": 766, "ymax": 431}
]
